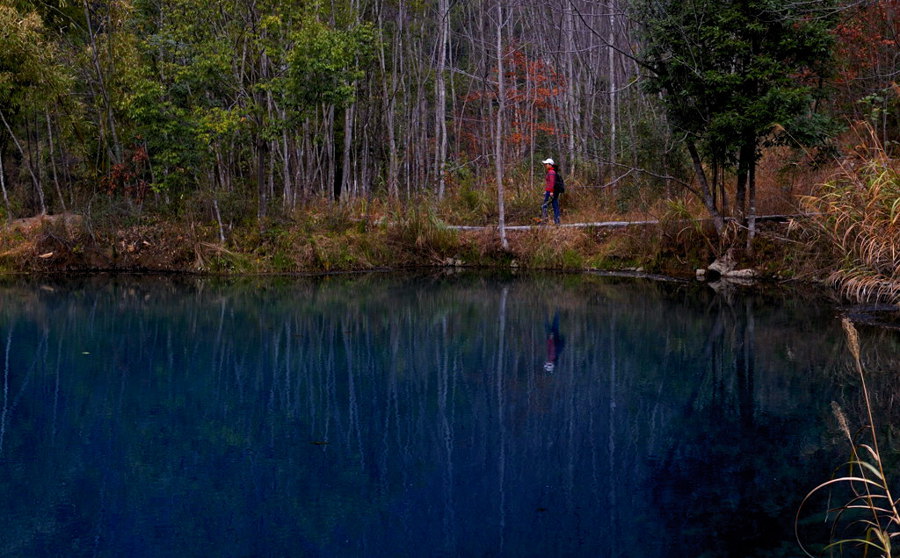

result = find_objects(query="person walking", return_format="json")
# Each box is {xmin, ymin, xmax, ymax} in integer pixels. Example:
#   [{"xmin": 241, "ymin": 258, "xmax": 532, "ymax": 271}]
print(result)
[{"xmin": 540, "ymin": 158, "xmax": 561, "ymax": 225}]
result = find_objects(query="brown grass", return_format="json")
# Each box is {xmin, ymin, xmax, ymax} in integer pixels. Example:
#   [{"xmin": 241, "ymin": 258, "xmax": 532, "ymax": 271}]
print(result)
[{"xmin": 798, "ymin": 125, "xmax": 900, "ymax": 303}]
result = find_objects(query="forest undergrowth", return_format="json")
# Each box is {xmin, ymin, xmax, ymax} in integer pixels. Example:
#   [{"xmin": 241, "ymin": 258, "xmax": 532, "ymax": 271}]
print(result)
[{"xmin": 1, "ymin": 136, "xmax": 898, "ymax": 308}]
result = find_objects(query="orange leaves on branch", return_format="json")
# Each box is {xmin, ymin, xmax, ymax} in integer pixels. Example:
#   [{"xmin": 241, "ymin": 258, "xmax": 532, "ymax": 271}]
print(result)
[
  {"xmin": 101, "ymin": 145, "xmax": 150, "ymax": 202},
  {"xmin": 832, "ymin": 0, "xmax": 899, "ymax": 87},
  {"xmin": 455, "ymin": 44, "xmax": 566, "ymax": 159}
]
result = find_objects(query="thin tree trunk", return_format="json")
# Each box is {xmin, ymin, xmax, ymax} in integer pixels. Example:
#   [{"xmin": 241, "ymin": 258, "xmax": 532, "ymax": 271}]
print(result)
[
  {"xmin": 711, "ymin": 160, "xmax": 718, "ymax": 210},
  {"xmin": 213, "ymin": 198, "xmax": 226, "ymax": 243},
  {"xmin": 281, "ymin": 110, "xmax": 292, "ymax": 209},
  {"xmin": 608, "ymin": 0, "xmax": 617, "ymax": 178},
  {"xmin": 342, "ymin": 104, "xmax": 354, "ymax": 200},
  {"xmin": 735, "ymin": 140, "xmax": 753, "ymax": 221},
  {"xmin": 746, "ymin": 155, "xmax": 757, "ymax": 254},
  {"xmin": 385, "ymin": 73, "xmax": 399, "ymax": 199},
  {"xmin": 494, "ymin": 0, "xmax": 508, "ymax": 250},
  {"xmin": 0, "ymin": 109, "xmax": 44, "ymax": 214},
  {"xmin": 268, "ymin": 138, "xmax": 276, "ymax": 208},
  {"xmin": 564, "ymin": 6, "xmax": 577, "ymax": 172},
  {"xmin": 0, "ymin": 148, "xmax": 10, "ymax": 222},
  {"xmin": 434, "ymin": 0, "xmax": 449, "ymax": 199},
  {"xmin": 256, "ymin": 136, "xmax": 267, "ymax": 222},
  {"xmin": 82, "ymin": 0, "xmax": 121, "ymax": 165},
  {"xmin": 332, "ymin": 105, "xmax": 344, "ymax": 201},
  {"xmin": 718, "ymin": 164, "xmax": 727, "ymax": 216},
  {"xmin": 686, "ymin": 139, "xmax": 724, "ymax": 235},
  {"xmin": 46, "ymin": 112, "xmax": 66, "ymax": 213}
]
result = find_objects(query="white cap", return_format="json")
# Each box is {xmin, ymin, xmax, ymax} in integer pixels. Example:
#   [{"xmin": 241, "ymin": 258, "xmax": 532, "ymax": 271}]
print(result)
[{"xmin": 541, "ymin": 158, "xmax": 555, "ymax": 165}]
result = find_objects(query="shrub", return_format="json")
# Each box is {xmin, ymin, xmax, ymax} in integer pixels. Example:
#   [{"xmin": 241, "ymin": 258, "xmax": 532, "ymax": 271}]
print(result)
[{"xmin": 801, "ymin": 140, "xmax": 900, "ymax": 302}]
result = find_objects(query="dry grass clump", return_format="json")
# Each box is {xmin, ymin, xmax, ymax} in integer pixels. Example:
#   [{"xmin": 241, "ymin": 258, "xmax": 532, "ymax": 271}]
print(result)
[
  {"xmin": 800, "ymin": 131, "xmax": 900, "ymax": 303},
  {"xmin": 0, "ymin": 213, "xmax": 97, "ymax": 271},
  {"xmin": 754, "ymin": 145, "xmax": 840, "ymax": 216},
  {"xmin": 511, "ymin": 227, "xmax": 596, "ymax": 269},
  {"xmin": 0, "ymin": 229, "xmax": 33, "ymax": 270}
]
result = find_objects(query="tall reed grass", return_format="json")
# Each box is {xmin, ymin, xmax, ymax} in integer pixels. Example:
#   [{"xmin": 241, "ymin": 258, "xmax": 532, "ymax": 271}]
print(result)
[
  {"xmin": 796, "ymin": 318, "xmax": 900, "ymax": 557},
  {"xmin": 801, "ymin": 128, "xmax": 900, "ymax": 303}
]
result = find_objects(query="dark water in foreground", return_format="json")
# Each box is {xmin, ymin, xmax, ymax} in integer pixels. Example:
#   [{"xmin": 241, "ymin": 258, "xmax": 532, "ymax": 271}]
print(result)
[{"xmin": 0, "ymin": 272, "xmax": 898, "ymax": 557}]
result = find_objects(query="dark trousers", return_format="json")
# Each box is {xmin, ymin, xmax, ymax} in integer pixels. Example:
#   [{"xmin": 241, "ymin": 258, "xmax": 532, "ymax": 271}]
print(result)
[{"xmin": 542, "ymin": 191, "xmax": 560, "ymax": 224}]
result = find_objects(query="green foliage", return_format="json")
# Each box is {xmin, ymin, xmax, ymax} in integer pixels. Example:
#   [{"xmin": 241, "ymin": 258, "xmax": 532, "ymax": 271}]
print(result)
[
  {"xmin": 857, "ymin": 86, "xmax": 900, "ymax": 151},
  {"xmin": 635, "ymin": 0, "xmax": 838, "ymax": 167},
  {"xmin": 625, "ymin": 106, "xmax": 691, "ymax": 195},
  {"xmin": 0, "ymin": 5, "xmax": 70, "ymax": 113},
  {"xmin": 286, "ymin": 20, "xmax": 375, "ymax": 112},
  {"xmin": 121, "ymin": 73, "xmax": 205, "ymax": 193},
  {"xmin": 118, "ymin": 4, "xmax": 217, "ymax": 193}
]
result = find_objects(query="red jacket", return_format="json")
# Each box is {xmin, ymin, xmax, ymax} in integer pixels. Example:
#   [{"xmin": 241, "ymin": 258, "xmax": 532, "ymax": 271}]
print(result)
[{"xmin": 544, "ymin": 169, "xmax": 557, "ymax": 193}]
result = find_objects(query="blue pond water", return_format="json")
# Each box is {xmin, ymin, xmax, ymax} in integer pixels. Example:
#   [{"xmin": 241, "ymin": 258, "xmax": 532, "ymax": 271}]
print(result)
[{"xmin": 0, "ymin": 272, "xmax": 896, "ymax": 557}]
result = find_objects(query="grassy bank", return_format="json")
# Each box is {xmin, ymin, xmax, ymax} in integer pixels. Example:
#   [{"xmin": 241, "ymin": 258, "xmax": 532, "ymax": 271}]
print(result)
[
  {"xmin": 0, "ymin": 196, "xmax": 773, "ymax": 279},
  {"xmin": 1, "ymin": 147, "xmax": 897, "ymax": 304}
]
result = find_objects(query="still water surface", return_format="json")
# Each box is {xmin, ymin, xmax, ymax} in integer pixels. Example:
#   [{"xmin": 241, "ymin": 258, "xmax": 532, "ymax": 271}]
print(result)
[{"xmin": 0, "ymin": 272, "xmax": 897, "ymax": 557}]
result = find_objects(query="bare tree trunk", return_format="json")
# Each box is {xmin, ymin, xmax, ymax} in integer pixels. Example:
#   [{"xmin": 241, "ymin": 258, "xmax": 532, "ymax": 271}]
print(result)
[
  {"xmin": 82, "ymin": 0, "xmax": 122, "ymax": 165},
  {"xmin": 718, "ymin": 164, "xmax": 727, "ymax": 215},
  {"xmin": 360, "ymin": 113, "xmax": 371, "ymax": 197},
  {"xmin": 383, "ymin": 39, "xmax": 399, "ymax": 199},
  {"xmin": 434, "ymin": 0, "xmax": 449, "ymax": 199},
  {"xmin": 213, "ymin": 198, "xmax": 226, "ymax": 243},
  {"xmin": 608, "ymin": 0, "xmax": 617, "ymax": 178},
  {"xmin": 686, "ymin": 139, "xmax": 724, "ymax": 236},
  {"xmin": 735, "ymin": 140, "xmax": 753, "ymax": 221},
  {"xmin": 267, "ymin": 137, "xmax": 276, "ymax": 208},
  {"xmin": 563, "ymin": 6, "xmax": 577, "ymax": 173},
  {"xmin": 45, "ymin": 112, "xmax": 66, "ymax": 213},
  {"xmin": 326, "ymin": 105, "xmax": 339, "ymax": 200},
  {"xmin": 385, "ymin": 91, "xmax": 399, "ymax": 199},
  {"xmin": 281, "ymin": 109, "xmax": 292, "ymax": 210},
  {"xmin": 494, "ymin": 0, "xmax": 508, "ymax": 250},
  {"xmin": 711, "ymin": 161, "xmax": 718, "ymax": 209},
  {"xmin": 256, "ymin": 136, "xmax": 267, "ymax": 222},
  {"xmin": 0, "ymin": 148, "xmax": 10, "ymax": 222},
  {"xmin": 747, "ymin": 155, "xmax": 757, "ymax": 254},
  {"xmin": 0, "ymin": 109, "xmax": 44, "ymax": 214},
  {"xmin": 342, "ymin": 104, "xmax": 355, "ymax": 200}
]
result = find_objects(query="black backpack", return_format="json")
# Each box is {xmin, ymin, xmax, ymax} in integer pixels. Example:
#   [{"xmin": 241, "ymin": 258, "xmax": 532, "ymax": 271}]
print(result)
[{"xmin": 554, "ymin": 171, "xmax": 566, "ymax": 194}]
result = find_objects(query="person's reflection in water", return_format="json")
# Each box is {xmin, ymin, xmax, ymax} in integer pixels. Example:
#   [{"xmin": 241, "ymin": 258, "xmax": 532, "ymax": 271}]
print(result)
[{"xmin": 543, "ymin": 312, "xmax": 565, "ymax": 373}]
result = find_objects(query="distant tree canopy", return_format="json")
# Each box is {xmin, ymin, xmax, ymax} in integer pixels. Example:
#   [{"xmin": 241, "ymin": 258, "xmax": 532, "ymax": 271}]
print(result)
[
  {"xmin": 0, "ymin": 0, "xmax": 895, "ymax": 237},
  {"xmin": 0, "ymin": 4, "xmax": 72, "ymax": 213},
  {"xmin": 633, "ymin": 0, "xmax": 838, "ymax": 236}
]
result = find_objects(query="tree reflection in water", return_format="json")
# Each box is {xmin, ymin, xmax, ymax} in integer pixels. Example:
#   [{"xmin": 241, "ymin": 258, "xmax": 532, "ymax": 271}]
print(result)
[{"xmin": 0, "ymin": 273, "xmax": 892, "ymax": 557}]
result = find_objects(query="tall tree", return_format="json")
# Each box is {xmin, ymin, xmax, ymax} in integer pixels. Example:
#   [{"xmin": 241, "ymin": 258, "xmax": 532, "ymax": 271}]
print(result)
[
  {"xmin": 287, "ymin": 18, "xmax": 374, "ymax": 200},
  {"xmin": 633, "ymin": 0, "xmax": 837, "ymax": 242},
  {"xmin": 494, "ymin": 0, "xmax": 509, "ymax": 249},
  {"xmin": 0, "ymin": 3, "xmax": 71, "ymax": 215},
  {"xmin": 434, "ymin": 0, "xmax": 450, "ymax": 199}
]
